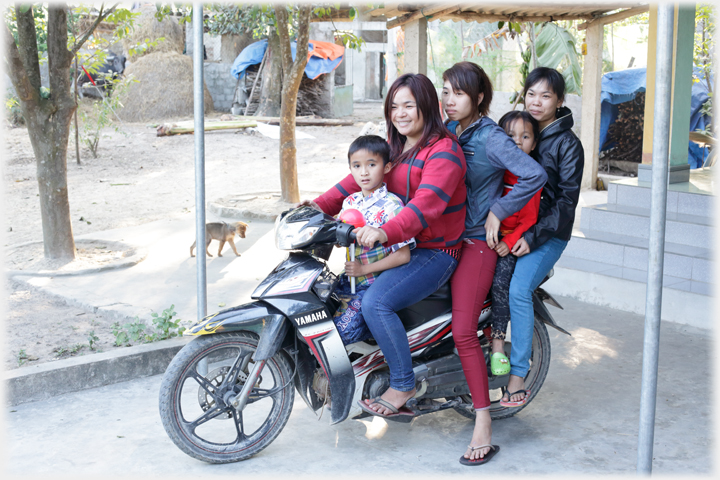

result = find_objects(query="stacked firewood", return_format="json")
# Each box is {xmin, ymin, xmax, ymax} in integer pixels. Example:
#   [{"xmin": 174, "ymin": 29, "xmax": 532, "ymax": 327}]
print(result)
[
  {"xmin": 297, "ymin": 74, "xmax": 329, "ymax": 116},
  {"xmin": 602, "ymin": 92, "xmax": 645, "ymax": 163},
  {"xmin": 243, "ymin": 66, "xmax": 328, "ymax": 117}
]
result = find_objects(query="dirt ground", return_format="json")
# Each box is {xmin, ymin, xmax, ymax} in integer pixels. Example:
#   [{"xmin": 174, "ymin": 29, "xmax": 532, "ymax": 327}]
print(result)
[{"xmin": 3, "ymin": 101, "xmax": 385, "ymax": 370}]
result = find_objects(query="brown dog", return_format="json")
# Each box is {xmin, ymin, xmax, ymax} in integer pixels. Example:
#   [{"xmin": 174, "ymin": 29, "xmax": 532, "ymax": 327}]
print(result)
[{"xmin": 190, "ymin": 221, "xmax": 248, "ymax": 257}]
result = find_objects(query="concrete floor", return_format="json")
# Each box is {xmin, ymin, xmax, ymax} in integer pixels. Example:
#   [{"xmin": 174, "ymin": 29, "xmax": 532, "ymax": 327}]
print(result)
[{"xmin": 5, "ymin": 295, "xmax": 713, "ymax": 476}]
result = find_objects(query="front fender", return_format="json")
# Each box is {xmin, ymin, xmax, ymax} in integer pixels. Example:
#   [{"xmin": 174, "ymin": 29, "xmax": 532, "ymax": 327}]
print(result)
[{"xmin": 186, "ymin": 301, "xmax": 292, "ymax": 361}]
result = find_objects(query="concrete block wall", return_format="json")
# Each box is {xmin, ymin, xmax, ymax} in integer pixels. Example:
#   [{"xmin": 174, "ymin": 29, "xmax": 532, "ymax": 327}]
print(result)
[{"xmin": 203, "ymin": 62, "xmax": 237, "ymax": 112}]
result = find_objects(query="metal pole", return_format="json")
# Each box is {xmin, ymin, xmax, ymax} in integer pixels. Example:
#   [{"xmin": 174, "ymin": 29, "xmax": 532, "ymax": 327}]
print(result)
[
  {"xmin": 637, "ymin": 4, "xmax": 674, "ymax": 475},
  {"xmin": 193, "ymin": 2, "xmax": 207, "ymax": 321}
]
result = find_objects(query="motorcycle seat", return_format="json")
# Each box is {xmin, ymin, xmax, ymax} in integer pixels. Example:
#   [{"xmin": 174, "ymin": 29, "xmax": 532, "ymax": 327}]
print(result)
[{"xmin": 396, "ymin": 283, "xmax": 453, "ymax": 332}]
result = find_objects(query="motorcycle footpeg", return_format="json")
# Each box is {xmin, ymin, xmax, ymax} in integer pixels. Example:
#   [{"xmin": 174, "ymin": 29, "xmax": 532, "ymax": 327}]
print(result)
[{"xmin": 407, "ymin": 398, "xmax": 459, "ymax": 416}]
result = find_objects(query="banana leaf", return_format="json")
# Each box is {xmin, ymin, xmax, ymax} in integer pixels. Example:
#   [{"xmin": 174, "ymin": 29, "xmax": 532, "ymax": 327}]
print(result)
[{"xmin": 535, "ymin": 23, "xmax": 583, "ymax": 95}]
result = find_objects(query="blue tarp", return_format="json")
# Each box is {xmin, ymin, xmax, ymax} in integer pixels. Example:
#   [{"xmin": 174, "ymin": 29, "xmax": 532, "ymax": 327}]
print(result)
[
  {"xmin": 599, "ymin": 67, "xmax": 712, "ymax": 168},
  {"xmin": 231, "ymin": 39, "xmax": 343, "ymax": 81}
]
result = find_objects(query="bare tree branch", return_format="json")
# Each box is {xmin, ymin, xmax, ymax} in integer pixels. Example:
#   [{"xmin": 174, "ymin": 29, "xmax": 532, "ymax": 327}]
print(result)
[
  {"xmin": 14, "ymin": 3, "xmax": 42, "ymax": 94},
  {"xmin": 69, "ymin": 3, "xmax": 119, "ymax": 56},
  {"xmin": 273, "ymin": 4, "xmax": 293, "ymax": 74},
  {"xmin": 289, "ymin": 5, "xmax": 312, "ymax": 82},
  {"xmin": 4, "ymin": 23, "xmax": 39, "ymax": 106},
  {"xmin": 47, "ymin": 4, "xmax": 73, "ymax": 99}
]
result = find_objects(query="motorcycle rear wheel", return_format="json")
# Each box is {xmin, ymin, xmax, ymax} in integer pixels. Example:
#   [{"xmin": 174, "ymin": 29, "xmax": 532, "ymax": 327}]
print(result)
[
  {"xmin": 159, "ymin": 331, "xmax": 294, "ymax": 463},
  {"xmin": 453, "ymin": 314, "xmax": 551, "ymax": 420}
]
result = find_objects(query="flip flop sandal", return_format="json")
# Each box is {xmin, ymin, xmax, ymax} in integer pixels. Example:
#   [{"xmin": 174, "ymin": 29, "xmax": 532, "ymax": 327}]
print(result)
[
  {"xmin": 490, "ymin": 352, "xmax": 510, "ymax": 376},
  {"xmin": 499, "ymin": 389, "xmax": 530, "ymax": 407},
  {"xmin": 357, "ymin": 398, "xmax": 415, "ymax": 419},
  {"xmin": 459, "ymin": 444, "xmax": 500, "ymax": 466}
]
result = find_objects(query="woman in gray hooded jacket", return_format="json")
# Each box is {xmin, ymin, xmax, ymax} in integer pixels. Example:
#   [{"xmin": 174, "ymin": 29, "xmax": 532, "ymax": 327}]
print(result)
[{"xmin": 441, "ymin": 62, "xmax": 547, "ymax": 466}]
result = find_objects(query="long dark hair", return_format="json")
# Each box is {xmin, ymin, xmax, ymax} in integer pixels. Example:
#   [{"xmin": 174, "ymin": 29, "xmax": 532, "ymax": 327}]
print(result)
[
  {"xmin": 384, "ymin": 73, "xmax": 451, "ymax": 165},
  {"xmin": 442, "ymin": 61, "xmax": 493, "ymax": 117}
]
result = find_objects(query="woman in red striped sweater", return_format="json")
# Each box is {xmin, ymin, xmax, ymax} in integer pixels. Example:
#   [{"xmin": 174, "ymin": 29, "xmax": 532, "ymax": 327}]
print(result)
[{"xmin": 304, "ymin": 73, "xmax": 467, "ymax": 417}]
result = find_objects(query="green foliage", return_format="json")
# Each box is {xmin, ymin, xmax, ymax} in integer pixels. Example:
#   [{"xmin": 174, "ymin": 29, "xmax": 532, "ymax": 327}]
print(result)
[
  {"xmin": 148, "ymin": 304, "xmax": 186, "ymax": 341},
  {"xmin": 694, "ymin": 4, "xmax": 715, "ymax": 136},
  {"xmin": 126, "ymin": 37, "xmax": 166, "ymax": 59},
  {"xmin": 111, "ymin": 322, "xmax": 130, "ymax": 346},
  {"xmin": 534, "ymin": 22, "xmax": 583, "ymax": 95},
  {"xmin": 54, "ymin": 343, "xmax": 85, "ymax": 358},
  {"xmin": 111, "ymin": 305, "xmax": 185, "ymax": 347},
  {"xmin": 154, "ymin": 4, "xmax": 192, "ymax": 25},
  {"xmin": 17, "ymin": 349, "xmax": 29, "ymax": 366},
  {"xmin": 694, "ymin": 4, "xmax": 715, "ymax": 89},
  {"xmin": 202, "ymin": 3, "xmax": 364, "ymax": 51},
  {"xmin": 5, "ymin": 5, "xmax": 48, "ymax": 57},
  {"xmin": 87, "ymin": 330, "xmax": 100, "ymax": 350},
  {"xmin": 79, "ymin": 74, "xmax": 136, "ymax": 158}
]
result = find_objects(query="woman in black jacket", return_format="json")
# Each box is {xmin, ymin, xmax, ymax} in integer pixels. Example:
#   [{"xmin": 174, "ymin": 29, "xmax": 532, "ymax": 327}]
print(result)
[{"xmin": 501, "ymin": 67, "xmax": 585, "ymax": 407}]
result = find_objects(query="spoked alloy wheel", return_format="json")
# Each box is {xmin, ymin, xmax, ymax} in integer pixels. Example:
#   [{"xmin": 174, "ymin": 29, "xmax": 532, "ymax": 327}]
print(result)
[
  {"xmin": 453, "ymin": 315, "xmax": 551, "ymax": 420},
  {"xmin": 159, "ymin": 332, "xmax": 294, "ymax": 463}
]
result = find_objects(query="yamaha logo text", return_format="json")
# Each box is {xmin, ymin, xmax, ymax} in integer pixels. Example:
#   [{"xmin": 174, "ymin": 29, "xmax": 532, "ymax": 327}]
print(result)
[{"xmin": 294, "ymin": 309, "xmax": 328, "ymax": 326}]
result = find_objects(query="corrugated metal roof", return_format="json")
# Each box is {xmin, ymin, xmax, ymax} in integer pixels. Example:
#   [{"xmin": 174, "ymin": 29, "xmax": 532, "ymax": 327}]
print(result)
[{"xmin": 361, "ymin": 2, "xmax": 647, "ymax": 25}]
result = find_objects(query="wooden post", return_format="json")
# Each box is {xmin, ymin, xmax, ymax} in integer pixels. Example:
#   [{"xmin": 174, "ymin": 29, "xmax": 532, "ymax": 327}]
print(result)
[
  {"xmin": 642, "ymin": 4, "xmax": 659, "ymax": 165},
  {"xmin": 579, "ymin": 21, "xmax": 603, "ymax": 190}
]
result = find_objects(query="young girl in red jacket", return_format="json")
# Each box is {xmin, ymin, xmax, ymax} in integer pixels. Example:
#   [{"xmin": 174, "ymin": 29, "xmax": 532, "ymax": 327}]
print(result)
[{"xmin": 489, "ymin": 111, "xmax": 543, "ymax": 380}]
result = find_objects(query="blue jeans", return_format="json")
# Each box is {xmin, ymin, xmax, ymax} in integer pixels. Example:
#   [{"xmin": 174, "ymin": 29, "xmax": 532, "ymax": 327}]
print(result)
[
  {"xmin": 508, "ymin": 237, "xmax": 568, "ymax": 378},
  {"xmin": 362, "ymin": 248, "xmax": 458, "ymax": 391}
]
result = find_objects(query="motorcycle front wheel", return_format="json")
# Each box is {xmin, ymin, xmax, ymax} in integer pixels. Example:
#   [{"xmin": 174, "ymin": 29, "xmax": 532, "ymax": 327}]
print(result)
[
  {"xmin": 453, "ymin": 314, "xmax": 551, "ymax": 420},
  {"xmin": 159, "ymin": 331, "xmax": 294, "ymax": 463}
]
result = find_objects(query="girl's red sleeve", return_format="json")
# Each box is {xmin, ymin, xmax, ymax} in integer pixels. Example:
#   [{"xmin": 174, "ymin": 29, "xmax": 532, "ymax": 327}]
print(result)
[{"xmin": 502, "ymin": 188, "xmax": 542, "ymax": 249}]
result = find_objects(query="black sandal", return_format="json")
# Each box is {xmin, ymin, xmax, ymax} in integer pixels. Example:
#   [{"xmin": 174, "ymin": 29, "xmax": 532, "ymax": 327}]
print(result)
[{"xmin": 459, "ymin": 444, "xmax": 500, "ymax": 466}]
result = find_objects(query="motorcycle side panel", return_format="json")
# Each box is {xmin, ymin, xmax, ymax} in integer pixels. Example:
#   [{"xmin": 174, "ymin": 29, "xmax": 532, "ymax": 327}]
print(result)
[{"xmin": 262, "ymin": 296, "xmax": 355, "ymax": 425}]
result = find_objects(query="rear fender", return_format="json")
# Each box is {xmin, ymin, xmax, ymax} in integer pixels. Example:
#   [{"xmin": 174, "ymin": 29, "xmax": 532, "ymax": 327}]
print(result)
[{"xmin": 532, "ymin": 288, "xmax": 571, "ymax": 336}]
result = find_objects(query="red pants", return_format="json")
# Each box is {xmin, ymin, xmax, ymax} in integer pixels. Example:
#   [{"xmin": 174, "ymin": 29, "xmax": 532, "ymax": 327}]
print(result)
[{"xmin": 450, "ymin": 239, "xmax": 498, "ymax": 409}]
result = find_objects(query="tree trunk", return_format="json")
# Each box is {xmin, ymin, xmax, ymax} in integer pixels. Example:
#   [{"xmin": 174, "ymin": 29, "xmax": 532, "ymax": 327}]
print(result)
[
  {"xmin": 255, "ymin": 30, "xmax": 282, "ymax": 117},
  {"xmin": 274, "ymin": 4, "xmax": 312, "ymax": 204},
  {"xmin": 5, "ymin": 4, "xmax": 115, "ymax": 260}
]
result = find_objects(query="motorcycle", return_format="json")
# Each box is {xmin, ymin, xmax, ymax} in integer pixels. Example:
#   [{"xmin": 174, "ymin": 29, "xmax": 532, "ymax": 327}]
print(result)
[{"xmin": 158, "ymin": 206, "xmax": 569, "ymax": 464}]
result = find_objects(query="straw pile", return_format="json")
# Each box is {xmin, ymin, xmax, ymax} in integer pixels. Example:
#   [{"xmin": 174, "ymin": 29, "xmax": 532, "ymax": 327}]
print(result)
[
  {"xmin": 122, "ymin": 10, "xmax": 184, "ymax": 61},
  {"xmin": 116, "ymin": 51, "xmax": 213, "ymax": 122}
]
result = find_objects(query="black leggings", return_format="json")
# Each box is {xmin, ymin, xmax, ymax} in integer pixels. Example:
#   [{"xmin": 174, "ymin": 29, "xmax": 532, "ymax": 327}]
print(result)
[{"xmin": 490, "ymin": 253, "xmax": 517, "ymax": 340}]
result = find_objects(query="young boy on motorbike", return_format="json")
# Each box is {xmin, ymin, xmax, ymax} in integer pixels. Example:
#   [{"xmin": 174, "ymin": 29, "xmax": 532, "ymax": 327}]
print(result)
[{"xmin": 332, "ymin": 135, "xmax": 416, "ymax": 344}]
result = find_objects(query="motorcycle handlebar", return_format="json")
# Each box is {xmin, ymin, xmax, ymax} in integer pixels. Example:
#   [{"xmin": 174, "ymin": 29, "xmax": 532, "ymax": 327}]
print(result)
[
  {"xmin": 336, "ymin": 223, "xmax": 380, "ymax": 248},
  {"xmin": 348, "ymin": 230, "xmax": 380, "ymax": 248}
]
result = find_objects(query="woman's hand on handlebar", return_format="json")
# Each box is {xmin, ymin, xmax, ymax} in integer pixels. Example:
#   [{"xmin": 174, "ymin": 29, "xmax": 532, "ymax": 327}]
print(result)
[
  {"xmin": 485, "ymin": 211, "xmax": 501, "ymax": 249},
  {"xmin": 295, "ymin": 199, "xmax": 322, "ymax": 211},
  {"xmin": 353, "ymin": 225, "xmax": 387, "ymax": 248}
]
